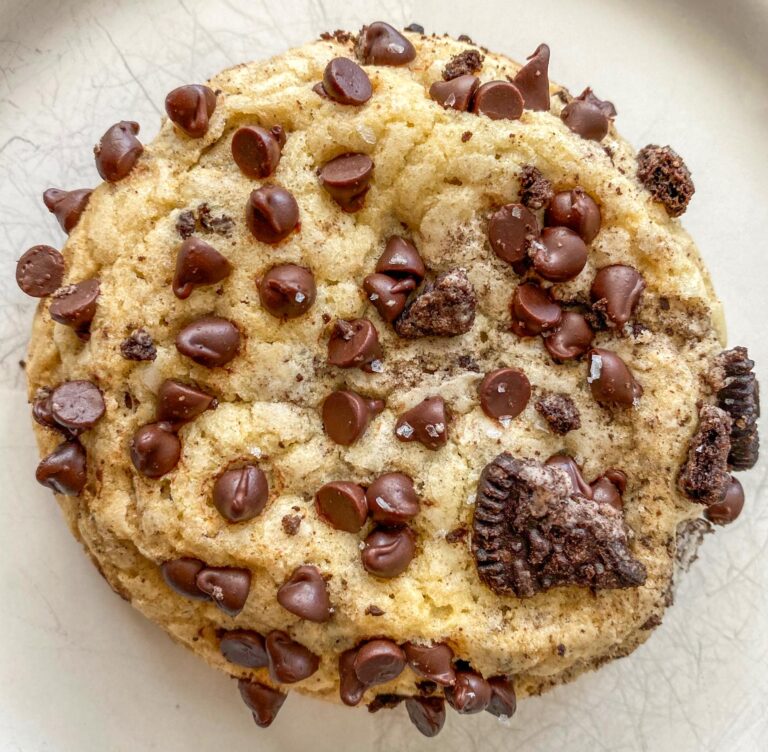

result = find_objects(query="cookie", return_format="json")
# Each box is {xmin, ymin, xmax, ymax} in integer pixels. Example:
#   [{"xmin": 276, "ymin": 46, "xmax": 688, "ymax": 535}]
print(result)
[{"xmin": 18, "ymin": 20, "xmax": 759, "ymax": 737}]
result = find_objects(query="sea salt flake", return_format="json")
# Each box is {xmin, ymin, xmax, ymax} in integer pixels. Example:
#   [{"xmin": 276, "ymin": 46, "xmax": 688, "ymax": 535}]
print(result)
[
  {"xmin": 466, "ymin": 493, "xmax": 476, "ymax": 505},
  {"xmin": 587, "ymin": 353, "xmax": 603, "ymax": 383},
  {"xmin": 249, "ymin": 446, "xmax": 263, "ymax": 458},
  {"xmin": 357, "ymin": 124, "xmax": 376, "ymax": 144},
  {"xmin": 387, "ymin": 43, "xmax": 405, "ymax": 53},
  {"xmin": 446, "ymin": 93, "xmax": 457, "ymax": 107},
  {"xmin": 512, "ymin": 206, "xmax": 522, "ymax": 218},
  {"xmin": 370, "ymin": 359, "xmax": 384, "ymax": 373},
  {"xmin": 497, "ymin": 383, "xmax": 507, "ymax": 393},
  {"xmin": 294, "ymin": 292, "xmax": 306, "ymax": 303},
  {"xmin": 499, "ymin": 417, "xmax": 512, "ymax": 429},
  {"xmin": 486, "ymin": 427, "xmax": 502, "ymax": 439},
  {"xmin": 396, "ymin": 422, "xmax": 414, "ymax": 438},
  {"xmin": 390, "ymin": 253, "xmax": 407, "ymax": 265},
  {"xmin": 375, "ymin": 496, "xmax": 394, "ymax": 512},
  {"xmin": 369, "ymin": 293, "xmax": 379, "ymax": 301},
  {"xmin": 385, "ymin": 299, "xmax": 396, "ymax": 307}
]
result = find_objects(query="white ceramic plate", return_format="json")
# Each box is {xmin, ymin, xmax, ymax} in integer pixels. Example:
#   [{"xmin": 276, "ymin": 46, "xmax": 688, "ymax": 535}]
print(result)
[{"xmin": 1, "ymin": 1, "xmax": 766, "ymax": 750}]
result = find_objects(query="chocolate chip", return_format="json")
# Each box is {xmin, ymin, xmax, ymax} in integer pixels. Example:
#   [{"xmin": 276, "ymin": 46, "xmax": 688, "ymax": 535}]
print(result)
[
  {"xmin": 49, "ymin": 380, "xmax": 105, "ymax": 430},
  {"xmin": 156, "ymin": 379, "xmax": 216, "ymax": 424},
  {"xmin": 322, "ymin": 57, "xmax": 373, "ymax": 105},
  {"xmin": 165, "ymin": 85, "xmax": 217, "ymax": 138},
  {"xmin": 246, "ymin": 185, "xmax": 299, "ymax": 243},
  {"xmin": 531, "ymin": 227, "xmax": 588, "ymax": 282},
  {"xmin": 375, "ymin": 236, "xmax": 426, "ymax": 281},
  {"xmin": 43, "ymin": 188, "xmax": 92, "ymax": 233},
  {"xmin": 176, "ymin": 210, "xmax": 196, "ymax": 238},
  {"xmin": 511, "ymin": 43, "xmax": 550, "ymax": 111},
  {"xmin": 221, "ymin": 630, "xmax": 268, "ymax": 667},
  {"xmin": 366, "ymin": 472, "xmax": 420, "ymax": 524},
  {"xmin": 213, "ymin": 465, "xmax": 269, "ymax": 522},
  {"xmin": 35, "ymin": 440, "xmax": 87, "ymax": 496},
  {"xmin": 196, "ymin": 567, "xmax": 251, "ymax": 615},
  {"xmin": 197, "ymin": 202, "xmax": 234, "ymax": 236},
  {"xmin": 327, "ymin": 318, "xmax": 382, "ymax": 370},
  {"xmin": 544, "ymin": 311, "xmax": 594, "ymax": 361},
  {"xmin": 590, "ymin": 475, "xmax": 624, "ymax": 511},
  {"xmin": 172, "ymin": 238, "xmax": 232, "ymax": 299},
  {"xmin": 486, "ymin": 676, "xmax": 517, "ymax": 718},
  {"xmin": 363, "ymin": 273, "xmax": 416, "ymax": 322},
  {"xmin": 394, "ymin": 268, "xmax": 476, "ymax": 338},
  {"xmin": 16, "ymin": 245, "xmax": 65, "ymax": 298},
  {"xmin": 560, "ymin": 88, "xmax": 616, "ymax": 141},
  {"xmin": 365, "ymin": 605, "xmax": 385, "ymax": 616},
  {"xmin": 472, "ymin": 80, "xmax": 524, "ymax": 120},
  {"xmin": 353, "ymin": 639, "xmax": 406, "ymax": 686},
  {"xmin": 238, "ymin": 678, "xmax": 287, "ymax": 728},
  {"xmin": 120, "ymin": 328, "xmax": 156, "ymax": 361},
  {"xmin": 318, "ymin": 153, "xmax": 374, "ymax": 212},
  {"xmin": 590, "ymin": 265, "xmax": 645, "ymax": 327},
  {"xmin": 395, "ymin": 396, "xmax": 449, "ymax": 450},
  {"xmin": 361, "ymin": 526, "xmax": 416, "ymax": 577},
  {"xmin": 322, "ymin": 390, "xmax": 384, "ymax": 445},
  {"xmin": 281, "ymin": 514, "xmax": 301, "ymax": 535},
  {"xmin": 472, "ymin": 454, "xmax": 647, "ymax": 596},
  {"xmin": 312, "ymin": 81, "xmax": 329, "ymax": 98},
  {"xmin": 356, "ymin": 22, "xmax": 416, "ymax": 65},
  {"xmin": 160, "ymin": 558, "xmax": 208, "ymax": 600},
  {"xmin": 231, "ymin": 125, "xmax": 282, "ymax": 178},
  {"xmin": 32, "ymin": 388, "xmax": 57, "ymax": 430},
  {"xmin": 265, "ymin": 630, "xmax": 320, "ymax": 683},
  {"xmin": 488, "ymin": 203, "xmax": 539, "ymax": 266},
  {"xmin": 315, "ymin": 481, "xmax": 368, "ymax": 532},
  {"xmin": 405, "ymin": 23, "xmax": 424, "ymax": 33},
  {"xmin": 510, "ymin": 283, "xmax": 561, "ymax": 335},
  {"xmin": 545, "ymin": 453, "xmax": 593, "ymax": 497},
  {"xmin": 445, "ymin": 671, "xmax": 492, "ymax": 714},
  {"xmin": 546, "ymin": 188, "xmax": 602, "ymax": 243},
  {"xmin": 637, "ymin": 144, "xmax": 694, "ymax": 217},
  {"xmin": 403, "ymin": 642, "xmax": 456, "ymax": 686},
  {"xmin": 339, "ymin": 648, "xmax": 367, "ymax": 706},
  {"xmin": 277, "ymin": 565, "xmax": 331, "ymax": 623},
  {"xmin": 406, "ymin": 696, "xmax": 446, "ymax": 737},
  {"xmin": 518, "ymin": 165, "xmax": 553, "ymax": 210},
  {"xmin": 429, "ymin": 75, "xmax": 480, "ymax": 111},
  {"xmin": 678, "ymin": 404, "xmax": 733, "ymax": 505},
  {"xmin": 587, "ymin": 348, "xmax": 643, "ymax": 406},
  {"xmin": 258, "ymin": 264, "xmax": 316, "ymax": 318},
  {"xmin": 535, "ymin": 392, "xmax": 581, "ymax": 435},
  {"xmin": 130, "ymin": 423, "xmax": 182, "ymax": 478},
  {"xmin": 705, "ymin": 475, "xmax": 745, "ymax": 526},
  {"xmin": 442, "ymin": 49, "xmax": 484, "ymax": 80},
  {"xmin": 175, "ymin": 316, "xmax": 241, "ymax": 367},
  {"xmin": 479, "ymin": 368, "xmax": 531, "ymax": 422},
  {"xmin": 49, "ymin": 279, "xmax": 100, "ymax": 334},
  {"xmin": 94, "ymin": 121, "xmax": 143, "ymax": 182},
  {"xmin": 457, "ymin": 34, "xmax": 474, "ymax": 43}
]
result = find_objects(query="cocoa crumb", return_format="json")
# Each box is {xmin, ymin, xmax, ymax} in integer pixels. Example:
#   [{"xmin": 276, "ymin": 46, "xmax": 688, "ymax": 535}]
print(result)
[
  {"xmin": 364, "ymin": 604, "xmax": 385, "ymax": 616},
  {"xmin": 281, "ymin": 515, "xmax": 302, "ymax": 535},
  {"xmin": 637, "ymin": 144, "xmax": 695, "ymax": 217},
  {"xmin": 120, "ymin": 329, "xmax": 157, "ymax": 362},
  {"xmin": 461, "ymin": 131, "xmax": 473, "ymax": 142},
  {"xmin": 535, "ymin": 392, "xmax": 581, "ymax": 435},
  {"xmin": 518, "ymin": 165, "xmax": 554, "ymax": 210},
  {"xmin": 443, "ymin": 49, "xmax": 484, "ymax": 80}
]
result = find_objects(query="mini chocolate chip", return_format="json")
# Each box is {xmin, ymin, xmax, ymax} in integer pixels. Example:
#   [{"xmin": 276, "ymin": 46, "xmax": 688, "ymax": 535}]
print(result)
[
  {"xmin": 315, "ymin": 481, "xmax": 368, "ymax": 532},
  {"xmin": 322, "ymin": 57, "xmax": 372, "ymax": 105},
  {"xmin": 472, "ymin": 80, "xmax": 524, "ymax": 120},
  {"xmin": 16, "ymin": 245, "xmax": 65, "ymax": 298},
  {"xmin": 238, "ymin": 678, "xmax": 287, "ymax": 728},
  {"xmin": 637, "ymin": 144, "xmax": 695, "ymax": 217},
  {"xmin": 518, "ymin": 165, "xmax": 554, "ymax": 210},
  {"xmin": 327, "ymin": 318, "xmax": 382, "ymax": 370},
  {"xmin": 160, "ymin": 558, "xmax": 208, "ymax": 600},
  {"xmin": 486, "ymin": 676, "xmax": 517, "ymax": 718},
  {"xmin": 363, "ymin": 273, "xmax": 416, "ymax": 321},
  {"xmin": 246, "ymin": 185, "xmax": 299, "ymax": 243},
  {"xmin": 403, "ymin": 642, "xmax": 456, "ymax": 686},
  {"xmin": 130, "ymin": 423, "xmax": 182, "ymax": 478},
  {"xmin": 353, "ymin": 639, "xmax": 406, "ymax": 686},
  {"xmin": 196, "ymin": 567, "xmax": 251, "ymax": 616},
  {"xmin": 546, "ymin": 188, "xmax": 602, "ymax": 243},
  {"xmin": 319, "ymin": 153, "xmax": 374, "ymax": 212},
  {"xmin": 94, "ymin": 121, "xmax": 143, "ymax": 182},
  {"xmin": 488, "ymin": 203, "xmax": 539, "ymax": 266},
  {"xmin": 43, "ymin": 188, "xmax": 92, "ymax": 234},
  {"xmin": 231, "ymin": 125, "xmax": 282, "ymax": 178},
  {"xmin": 560, "ymin": 88, "xmax": 616, "ymax": 141},
  {"xmin": 172, "ymin": 237, "xmax": 232, "ymax": 299},
  {"xmin": 510, "ymin": 283, "xmax": 561, "ymax": 335},
  {"xmin": 512, "ymin": 43, "xmax": 550, "ymax": 111},
  {"xmin": 175, "ymin": 316, "xmax": 241, "ymax": 367},
  {"xmin": 591, "ymin": 265, "xmax": 645, "ymax": 327},
  {"xmin": 375, "ymin": 236, "xmax": 426, "ymax": 281},
  {"xmin": 545, "ymin": 453, "xmax": 593, "ymax": 497},
  {"xmin": 221, "ymin": 630, "xmax": 269, "ymax": 668},
  {"xmin": 406, "ymin": 696, "xmax": 446, "ymax": 737},
  {"xmin": 590, "ymin": 475, "xmax": 624, "ymax": 510},
  {"xmin": 361, "ymin": 526, "xmax": 416, "ymax": 577},
  {"xmin": 479, "ymin": 368, "xmax": 531, "ymax": 421},
  {"xmin": 322, "ymin": 390, "xmax": 384, "ymax": 445},
  {"xmin": 277, "ymin": 565, "xmax": 331, "ymax": 623},
  {"xmin": 587, "ymin": 348, "xmax": 643, "ymax": 406},
  {"xmin": 356, "ymin": 22, "xmax": 416, "ymax": 65},
  {"xmin": 395, "ymin": 396, "xmax": 449, "ymax": 450},
  {"xmin": 50, "ymin": 380, "xmax": 105, "ymax": 430},
  {"xmin": 165, "ymin": 84, "xmax": 216, "ymax": 138},
  {"xmin": 534, "ymin": 392, "xmax": 581, "ymax": 435},
  {"xmin": 339, "ymin": 648, "xmax": 367, "ymax": 706},
  {"xmin": 404, "ymin": 23, "xmax": 424, "ymax": 33},
  {"xmin": 35, "ymin": 440, "xmax": 87, "ymax": 496},
  {"xmin": 265, "ymin": 630, "xmax": 320, "ymax": 683},
  {"xmin": 544, "ymin": 311, "xmax": 594, "ymax": 361},
  {"xmin": 49, "ymin": 279, "xmax": 100, "ymax": 333},
  {"xmin": 213, "ymin": 465, "xmax": 269, "ymax": 522},
  {"xmin": 445, "ymin": 671, "xmax": 492, "ymax": 714},
  {"xmin": 429, "ymin": 75, "xmax": 480, "ymax": 111},
  {"xmin": 705, "ymin": 475, "xmax": 745, "ymax": 525},
  {"xmin": 258, "ymin": 264, "xmax": 316, "ymax": 318},
  {"xmin": 120, "ymin": 328, "xmax": 156, "ymax": 361},
  {"xmin": 442, "ymin": 49, "xmax": 484, "ymax": 80},
  {"xmin": 157, "ymin": 379, "xmax": 216, "ymax": 423},
  {"xmin": 531, "ymin": 227, "xmax": 588, "ymax": 282},
  {"xmin": 366, "ymin": 472, "xmax": 420, "ymax": 524}
]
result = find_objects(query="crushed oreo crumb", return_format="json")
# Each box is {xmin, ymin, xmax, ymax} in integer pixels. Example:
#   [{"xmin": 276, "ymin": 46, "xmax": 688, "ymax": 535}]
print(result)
[
  {"xmin": 445, "ymin": 526, "xmax": 468, "ymax": 544},
  {"xmin": 535, "ymin": 392, "xmax": 581, "ymax": 435},
  {"xmin": 364, "ymin": 604, "xmax": 385, "ymax": 616},
  {"xmin": 443, "ymin": 49, "xmax": 485, "ymax": 80},
  {"xmin": 367, "ymin": 694, "xmax": 405, "ymax": 713},
  {"xmin": 637, "ymin": 145, "xmax": 695, "ymax": 217},
  {"xmin": 197, "ymin": 203, "xmax": 235, "ymax": 236},
  {"xmin": 120, "ymin": 328, "xmax": 157, "ymax": 361},
  {"xmin": 457, "ymin": 354, "xmax": 480, "ymax": 372},
  {"xmin": 175, "ymin": 210, "xmax": 196, "ymax": 238},
  {"xmin": 281, "ymin": 514, "xmax": 302, "ymax": 536},
  {"xmin": 674, "ymin": 518, "xmax": 713, "ymax": 572},
  {"xmin": 518, "ymin": 165, "xmax": 554, "ymax": 210},
  {"xmin": 320, "ymin": 30, "xmax": 354, "ymax": 44}
]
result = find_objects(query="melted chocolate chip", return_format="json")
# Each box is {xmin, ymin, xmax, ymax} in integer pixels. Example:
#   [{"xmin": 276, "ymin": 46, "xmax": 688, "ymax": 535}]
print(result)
[
  {"xmin": 395, "ymin": 396, "xmax": 449, "ymax": 450},
  {"xmin": 375, "ymin": 236, "xmax": 426, "ymax": 281},
  {"xmin": 238, "ymin": 678, "xmax": 287, "ymax": 728},
  {"xmin": 531, "ymin": 227, "xmax": 588, "ymax": 282},
  {"xmin": 356, "ymin": 22, "xmax": 416, "ymax": 66},
  {"xmin": 512, "ymin": 43, "xmax": 550, "ymax": 111},
  {"xmin": 16, "ymin": 245, "xmax": 65, "ymax": 298},
  {"xmin": 366, "ymin": 472, "xmax": 420, "ymax": 524},
  {"xmin": 518, "ymin": 165, "xmax": 553, "ymax": 210},
  {"xmin": 213, "ymin": 465, "xmax": 269, "ymax": 522},
  {"xmin": 175, "ymin": 316, "xmax": 241, "ymax": 367},
  {"xmin": 445, "ymin": 671, "xmax": 492, "ymax": 714},
  {"xmin": 361, "ymin": 526, "xmax": 416, "ymax": 577},
  {"xmin": 363, "ymin": 274, "xmax": 416, "ymax": 322},
  {"xmin": 546, "ymin": 188, "xmax": 602, "ymax": 243},
  {"xmin": 705, "ymin": 475, "xmax": 745, "ymax": 525},
  {"xmin": 221, "ymin": 630, "xmax": 268, "ymax": 668},
  {"xmin": 511, "ymin": 283, "xmax": 561, "ymax": 335},
  {"xmin": 488, "ymin": 203, "xmax": 539, "ymax": 266},
  {"xmin": 442, "ymin": 49, "xmax": 484, "ymax": 80},
  {"xmin": 265, "ymin": 630, "xmax": 320, "ymax": 683},
  {"xmin": 277, "ymin": 565, "xmax": 331, "ymax": 622},
  {"xmin": 165, "ymin": 85, "xmax": 216, "ymax": 138},
  {"xmin": 172, "ymin": 238, "xmax": 232, "ymax": 299},
  {"xmin": 327, "ymin": 318, "xmax": 382, "ymax": 370},
  {"xmin": 406, "ymin": 696, "xmax": 446, "ymax": 737},
  {"xmin": 318, "ymin": 153, "xmax": 374, "ymax": 212},
  {"xmin": 472, "ymin": 81, "xmax": 524, "ymax": 120},
  {"xmin": 49, "ymin": 380, "xmax": 105, "ymax": 430},
  {"xmin": 403, "ymin": 642, "xmax": 456, "ymax": 686},
  {"xmin": 160, "ymin": 558, "xmax": 208, "ymax": 600},
  {"xmin": 560, "ymin": 88, "xmax": 616, "ymax": 141},
  {"xmin": 322, "ymin": 390, "xmax": 384, "ymax": 445},
  {"xmin": 339, "ymin": 648, "xmax": 367, "ymax": 706},
  {"xmin": 35, "ymin": 440, "xmax": 87, "ymax": 496},
  {"xmin": 716, "ymin": 347, "xmax": 760, "ymax": 469},
  {"xmin": 231, "ymin": 125, "xmax": 282, "ymax": 178},
  {"xmin": 544, "ymin": 311, "xmax": 594, "ymax": 361},
  {"xmin": 130, "ymin": 423, "xmax": 182, "ymax": 478},
  {"xmin": 590, "ymin": 475, "xmax": 624, "ymax": 511},
  {"xmin": 637, "ymin": 144, "xmax": 694, "ymax": 217},
  {"xmin": 587, "ymin": 348, "xmax": 643, "ymax": 406},
  {"xmin": 429, "ymin": 75, "xmax": 480, "ymax": 111},
  {"xmin": 479, "ymin": 368, "xmax": 531, "ymax": 421},
  {"xmin": 353, "ymin": 639, "xmax": 406, "ymax": 686},
  {"xmin": 246, "ymin": 185, "xmax": 300, "ymax": 243},
  {"xmin": 196, "ymin": 567, "xmax": 252, "ymax": 615},
  {"xmin": 486, "ymin": 676, "xmax": 517, "ymax": 718},
  {"xmin": 258, "ymin": 264, "xmax": 316, "ymax": 318},
  {"xmin": 94, "ymin": 121, "xmax": 143, "ymax": 182},
  {"xmin": 591, "ymin": 265, "xmax": 645, "ymax": 327},
  {"xmin": 315, "ymin": 481, "xmax": 368, "ymax": 532},
  {"xmin": 49, "ymin": 279, "xmax": 100, "ymax": 331},
  {"xmin": 43, "ymin": 188, "xmax": 92, "ymax": 234},
  {"xmin": 157, "ymin": 379, "xmax": 216, "ymax": 423},
  {"xmin": 545, "ymin": 454, "xmax": 593, "ymax": 498},
  {"xmin": 322, "ymin": 58, "xmax": 373, "ymax": 105},
  {"xmin": 535, "ymin": 392, "xmax": 581, "ymax": 435},
  {"xmin": 120, "ymin": 328, "xmax": 156, "ymax": 361}
]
